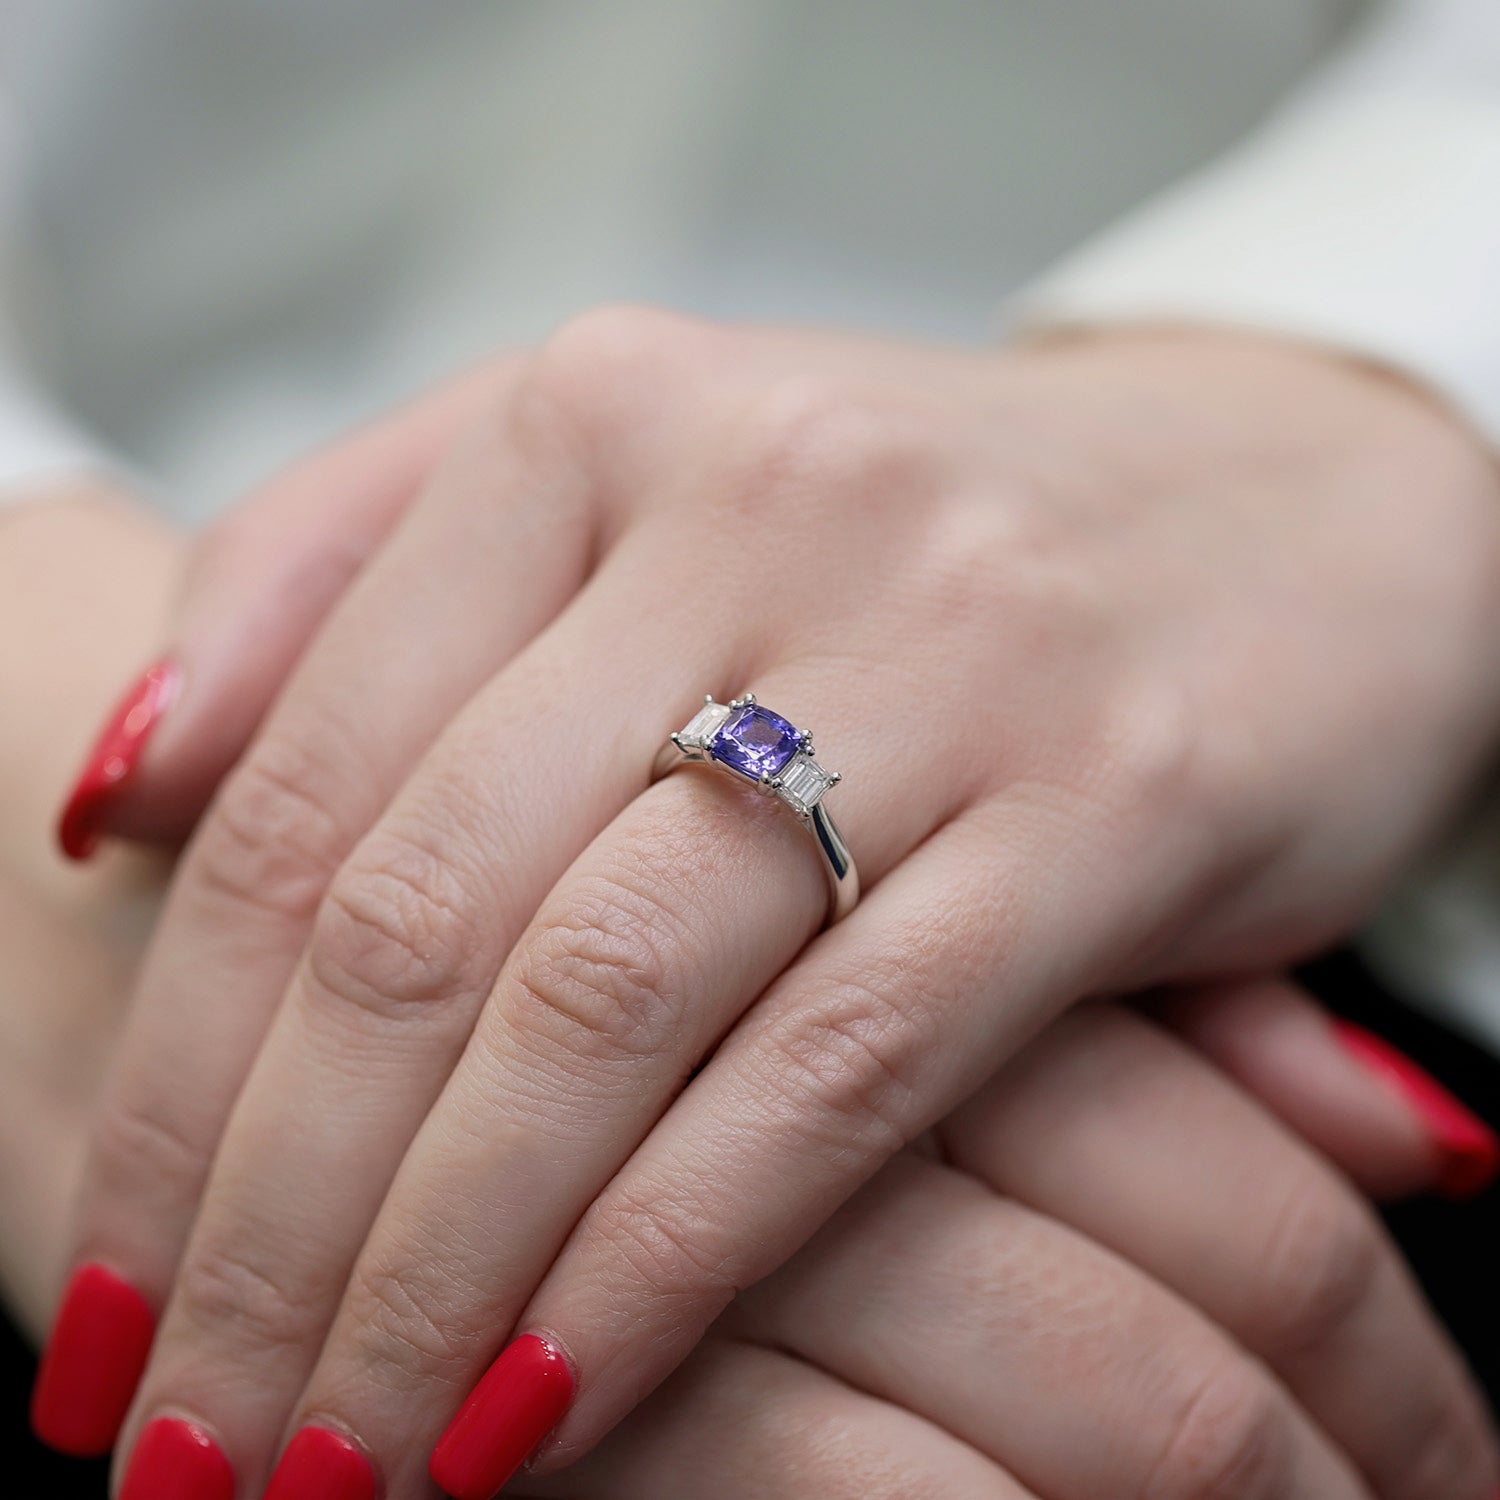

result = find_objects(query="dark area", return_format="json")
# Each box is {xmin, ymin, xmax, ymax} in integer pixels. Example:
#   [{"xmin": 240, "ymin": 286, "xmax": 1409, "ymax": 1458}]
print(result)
[
  {"xmin": 1300, "ymin": 949, "xmax": 1500, "ymax": 1401},
  {"xmin": 4, "ymin": 950, "xmax": 1497, "ymax": 1496}
]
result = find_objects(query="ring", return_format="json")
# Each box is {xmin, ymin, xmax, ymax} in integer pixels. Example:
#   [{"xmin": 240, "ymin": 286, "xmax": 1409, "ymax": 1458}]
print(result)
[{"xmin": 652, "ymin": 694, "xmax": 859, "ymax": 925}]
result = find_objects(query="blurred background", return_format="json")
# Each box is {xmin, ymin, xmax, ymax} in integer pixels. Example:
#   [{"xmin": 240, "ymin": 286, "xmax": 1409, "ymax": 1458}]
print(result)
[{"xmin": 3, "ymin": 0, "xmax": 1360, "ymax": 516}]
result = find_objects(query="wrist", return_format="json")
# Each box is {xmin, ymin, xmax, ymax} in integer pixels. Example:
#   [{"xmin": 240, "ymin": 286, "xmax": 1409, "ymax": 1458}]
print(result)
[{"xmin": 1016, "ymin": 323, "xmax": 1500, "ymax": 479}]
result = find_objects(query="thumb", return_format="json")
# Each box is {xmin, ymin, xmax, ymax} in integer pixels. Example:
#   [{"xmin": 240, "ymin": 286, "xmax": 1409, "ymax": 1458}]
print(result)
[
  {"xmin": 57, "ymin": 356, "xmax": 517, "ymax": 859},
  {"xmin": 1157, "ymin": 978, "xmax": 1500, "ymax": 1203}
]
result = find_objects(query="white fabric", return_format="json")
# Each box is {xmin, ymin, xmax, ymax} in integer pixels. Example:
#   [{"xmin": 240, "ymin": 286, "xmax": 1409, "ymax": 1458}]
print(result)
[{"xmin": 1014, "ymin": 1, "xmax": 1500, "ymax": 447}]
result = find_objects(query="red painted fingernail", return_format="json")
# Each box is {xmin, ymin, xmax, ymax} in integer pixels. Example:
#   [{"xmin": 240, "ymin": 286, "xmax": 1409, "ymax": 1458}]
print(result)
[
  {"xmin": 30, "ymin": 1262, "xmax": 156, "ymax": 1457},
  {"xmin": 119, "ymin": 1417, "xmax": 233, "ymax": 1500},
  {"xmin": 429, "ymin": 1334, "xmax": 575, "ymax": 1500},
  {"xmin": 1333, "ymin": 1021, "xmax": 1500, "ymax": 1199},
  {"xmin": 266, "ymin": 1426, "xmax": 376, "ymax": 1500},
  {"xmin": 57, "ymin": 657, "xmax": 179, "ymax": 860}
]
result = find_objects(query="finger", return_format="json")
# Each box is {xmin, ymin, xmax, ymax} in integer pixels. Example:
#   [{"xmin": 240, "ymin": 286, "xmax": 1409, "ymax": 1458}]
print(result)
[
  {"xmin": 510, "ymin": 1340, "xmax": 1032, "ymax": 1500},
  {"xmin": 732, "ymin": 1153, "xmax": 1372, "ymax": 1500},
  {"xmin": 60, "ymin": 306, "xmax": 782, "ymax": 1464},
  {"xmin": 0, "ymin": 488, "xmax": 179, "ymax": 869},
  {"xmin": 270, "ymin": 727, "xmax": 1185, "ymax": 1498},
  {"xmin": 940, "ymin": 1001, "xmax": 1500, "ymax": 1499},
  {"xmin": 1156, "ymin": 979, "xmax": 1500, "ymax": 1201},
  {"xmin": 497, "ymin": 778, "xmax": 1196, "ymax": 1483},
  {"xmin": 59, "ymin": 355, "xmax": 516, "ymax": 858},
  {"xmin": 120, "ymin": 629, "xmax": 956, "ymax": 1493},
  {"xmin": 40, "ymin": 362, "xmax": 591, "ymax": 1459}
]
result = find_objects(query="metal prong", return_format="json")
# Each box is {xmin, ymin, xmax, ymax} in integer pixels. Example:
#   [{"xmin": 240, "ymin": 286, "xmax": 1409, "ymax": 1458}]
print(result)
[
  {"xmin": 705, "ymin": 694, "xmax": 715, "ymax": 705},
  {"xmin": 743, "ymin": 691, "xmax": 756, "ymax": 705},
  {"xmin": 670, "ymin": 732, "xmax": 684, "ymax": 749},
  {"xmin": 829, "ymin": 771, "xmax": 842, "ymax": 784}
]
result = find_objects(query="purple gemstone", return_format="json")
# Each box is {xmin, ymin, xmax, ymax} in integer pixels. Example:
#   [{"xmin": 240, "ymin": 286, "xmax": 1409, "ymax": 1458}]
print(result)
[{"xmin": 709, "ymin": 703, "xmax": 802, "ymax": 781}]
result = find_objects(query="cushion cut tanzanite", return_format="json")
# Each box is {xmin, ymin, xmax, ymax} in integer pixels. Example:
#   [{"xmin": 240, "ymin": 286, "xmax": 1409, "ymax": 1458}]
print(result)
[{"xmin": 709, "ymin": 703, "xmax": 803, "ymax": 782}]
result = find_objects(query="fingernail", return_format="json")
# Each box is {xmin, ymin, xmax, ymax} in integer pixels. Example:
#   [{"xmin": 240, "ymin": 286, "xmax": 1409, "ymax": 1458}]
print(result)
[
  {"xmin": 1333, "ymin": 1021, "xmax": 1500, "ymax": 1199},
  {"xmin": 429, "ymin": 1334, "xmax": 575, "ymax": 1500},
  {"xmin": 57, "ymin": 657, "xmax": 179, "ymax": 860},
  {"xmin": 119, "ymin": 1417, "xmax": 233, "ymax": 1500},
  {"xmin": 266, "ymin": 1426, "xmax": 376, "ymax": 1500},
  {"xmin": 29, "ymin": 1262, "xmax": 156, "ymax": 1457}
]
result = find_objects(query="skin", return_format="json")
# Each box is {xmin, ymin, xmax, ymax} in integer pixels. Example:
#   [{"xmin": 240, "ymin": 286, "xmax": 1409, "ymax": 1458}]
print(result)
[
  {"xmin": 0, "ymin": 778, "xmax": 1490, "ymax": 1492},
  {"xmin": 3, "ymin": 502, "xmax": 1482, "ymax": 1496},
  {"xmin": 34, "ymin": 318, "xmax": 1500, "ymax": 1494},
  {"xmin": 2, "ymin": 841, "xmax": 1491, "ymax": 1496}
]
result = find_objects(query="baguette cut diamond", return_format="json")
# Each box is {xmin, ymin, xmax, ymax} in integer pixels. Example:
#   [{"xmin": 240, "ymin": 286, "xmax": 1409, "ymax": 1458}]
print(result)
[
  {"xmin": 710, "ymin": 703, "xmax": 802, "ymax": 781},
  {"xmin": 776, "ymin": 756, "xmax": 833, "ymax": 814},
  {"xmin": 678, "ymin": 700, "xmax": 732, "ymax": 751}
]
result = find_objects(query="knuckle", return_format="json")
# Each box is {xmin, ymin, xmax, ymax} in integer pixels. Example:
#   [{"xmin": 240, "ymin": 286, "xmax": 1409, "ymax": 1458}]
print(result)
[
  {"xmin": 174, "ymin": 1235, "xmax": 317, "ymax": 1355},
  {"xmin": 725, "ymin": 377, "xmax": 931, "ymax": 524},
  {"xmin": 344, "ymin": 1255, "xmax": 470, "ymax": 1385},
  {"xmin": 310, "ymin": 827, "xmax": 492, "ymax": 1018},
  {"xmin": 1145, "ymin": 1358, "xmax": 1292, "ymax": 1500},
  {"xmin": 759, "ymin": 979, "xmax": 932, "ymax": 1156},
  {"xmin": 524, "ymin": 303, "xmax": 712, "ymax": 436},
  {"xmin": 89, "ymin": 1086, "xmax": 207, "ymax": 1203},
  {"xmin": 1246, "ymin": 1178, "xmax": 1383, "ymax": 1364},
  {"xmin": 193, "ymin": 736, "xmax": 350, "ymax": 921},
  {"xmin": 1093, "ymin": 676, "xmax": 1206, "ymax": 823},
  {"xmin": 506, "ymin": 876, "xmax": 690, "ymax": 1064},
  {"xmin": 588, "ymin": 1180, "xmax": 739, "ymax": 1303}
]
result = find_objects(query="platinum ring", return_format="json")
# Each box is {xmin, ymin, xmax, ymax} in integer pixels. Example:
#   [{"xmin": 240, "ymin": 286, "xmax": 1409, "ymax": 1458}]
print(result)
[{"xmin": 652, "ymin": 693, "xmax": 859, "ymax": 925}]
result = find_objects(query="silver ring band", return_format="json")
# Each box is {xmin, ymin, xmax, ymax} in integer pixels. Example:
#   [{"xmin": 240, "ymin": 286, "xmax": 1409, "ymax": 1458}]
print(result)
[{"xmin": 652, "ymin": 693, "xmax": 859, "ymax": 925}]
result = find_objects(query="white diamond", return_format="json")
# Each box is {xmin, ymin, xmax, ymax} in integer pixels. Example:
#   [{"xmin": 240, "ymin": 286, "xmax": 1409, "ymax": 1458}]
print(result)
[
  {"xmin": 678, "ymin": 700, "xmax": 731, "ymax": 751},
  {"xmin": 776, "ymin": 756, "xmax": 833, "ymax": 814}
]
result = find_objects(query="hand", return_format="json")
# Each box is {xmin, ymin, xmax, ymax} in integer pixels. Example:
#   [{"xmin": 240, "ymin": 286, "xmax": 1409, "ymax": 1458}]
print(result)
[
  {"xmin": 6, "ymin": 499, "xmax": 1467, "ymax": 1500},
  {"xmin": 46, "ymin": 314, "xmax": 1500, "ymax": 1494},
  {"xmin": 12, "ymin": 875, "xmax": 1493, "ymax": 1498},
  {"xmin": 524, "ymin": 990, "xmax": 1497, "ymax": 1500}
]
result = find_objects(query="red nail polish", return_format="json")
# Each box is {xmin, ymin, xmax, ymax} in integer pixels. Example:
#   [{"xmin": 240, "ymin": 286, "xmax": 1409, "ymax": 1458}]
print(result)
[
  {"xmin": 429, "ymin": 1335, "xmax": 575, "ymax": 1500},
  {"xmin": 1333, "ymin": 1021, "xmax": 1500, "ymax": 1199},
  {"xmin": 120, "ymin": 1417, "xmax": 233, "ymax": 1500},
  {"xmin": 266, "ymin": 1426, "xmax": 376, "ymax": 1500},
  {"xmin": 57, "ymin": 658, "xmax": 179, "ymax": 860},
  {"xmin": 30, "ymin": 1263, "xmax": 156, "ymax": 1457}
]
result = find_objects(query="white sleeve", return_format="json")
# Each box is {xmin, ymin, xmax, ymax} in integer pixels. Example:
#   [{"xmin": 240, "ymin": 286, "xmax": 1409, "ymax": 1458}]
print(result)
[{"xmin": 1011, "ymin": 0, "xmax": 1500, "ymax": 449}]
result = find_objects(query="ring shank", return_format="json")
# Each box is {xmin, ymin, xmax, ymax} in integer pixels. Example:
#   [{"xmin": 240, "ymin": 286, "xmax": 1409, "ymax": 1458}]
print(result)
[{"xmin": 651, "ymin": 745, "xmax": 859, "ymax": 925}]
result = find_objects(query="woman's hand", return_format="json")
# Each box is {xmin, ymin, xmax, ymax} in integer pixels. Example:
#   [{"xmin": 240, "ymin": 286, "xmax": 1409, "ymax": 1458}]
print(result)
[
  {"xmin": 13, "ymin": 873, "xmax": 1494, "ymax": 1498},
  {"xmin": 44, "ymin": 314, "xmax": 1500, "ymax": 1494},
  {"xmin": 526, "ymin": 992, "xmax": 1498, "ymax": 1500}
]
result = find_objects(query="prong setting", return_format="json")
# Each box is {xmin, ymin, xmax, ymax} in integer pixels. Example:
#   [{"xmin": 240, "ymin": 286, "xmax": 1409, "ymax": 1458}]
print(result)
[
  {"xmin": 657, "ymin": 692, "xmax": 857, "ymax": 925},
  {"xmin": 669, "ymin": 695, "xmax": 841, "ymax": 810}
]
